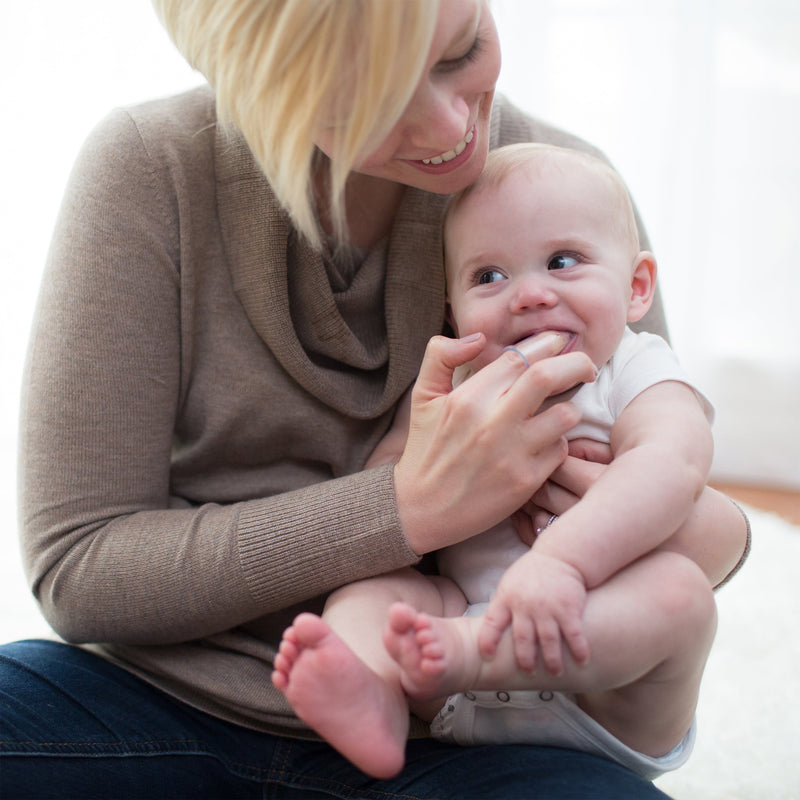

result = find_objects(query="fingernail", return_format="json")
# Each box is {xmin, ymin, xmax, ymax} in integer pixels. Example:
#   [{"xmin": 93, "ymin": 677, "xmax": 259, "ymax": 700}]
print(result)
[{"xmin": 460, "ymin": 332, "xmax": 482, "ymax": 343}]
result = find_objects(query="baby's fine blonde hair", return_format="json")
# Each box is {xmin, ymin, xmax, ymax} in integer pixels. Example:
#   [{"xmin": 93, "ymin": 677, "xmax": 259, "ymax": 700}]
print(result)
[
  {"xmin": 153, "ymin": 0, "xmax": 439, "ymax": 248},
  {"xmin": 446, "ymin": 143, "xmax": 641, "ymax": 253}
]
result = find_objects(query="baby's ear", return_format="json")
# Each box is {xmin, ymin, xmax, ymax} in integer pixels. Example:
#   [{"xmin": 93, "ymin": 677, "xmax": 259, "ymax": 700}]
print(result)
[{"xmin": 627, "ymin": 251, "xmax": 657, "ymax": 323}]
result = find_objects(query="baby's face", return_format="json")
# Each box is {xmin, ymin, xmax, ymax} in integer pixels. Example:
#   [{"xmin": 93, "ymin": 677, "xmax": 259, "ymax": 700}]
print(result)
[{"xmin": 445, "ymin": 159, "xmax": 639, "ymax": 373}]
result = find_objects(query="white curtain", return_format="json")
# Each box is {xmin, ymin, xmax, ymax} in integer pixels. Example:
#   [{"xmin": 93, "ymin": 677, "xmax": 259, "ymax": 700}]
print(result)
[
  {"xmin": 1, "ymin": 1, "xmax": 798, "ymax": 491},
  {"xmin": 494, "ymin": 0, "xmax": 800, "ymax": 489}
]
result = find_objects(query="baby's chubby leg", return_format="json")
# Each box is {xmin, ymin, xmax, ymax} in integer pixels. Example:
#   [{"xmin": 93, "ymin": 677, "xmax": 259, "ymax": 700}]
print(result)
[
  {"xmin": 385, "ymin": 551, "xmax": 716, "ymax": 758},
  {"xmin": 271, "ymin": 567, "xmax": 466, "ymax": 778},
  {"xmin": 575, "ymin": 551, "xmax": 717, "ymax": 757},
  {"xmin": 383, "ymin": 601, "xmax": 486, "ymax": 701}
]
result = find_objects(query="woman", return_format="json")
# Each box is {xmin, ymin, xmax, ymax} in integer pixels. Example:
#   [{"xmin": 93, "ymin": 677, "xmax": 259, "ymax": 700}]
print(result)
[{"xmin": 1, "ymin": 1, "xmax": 747, "ymax": 797}]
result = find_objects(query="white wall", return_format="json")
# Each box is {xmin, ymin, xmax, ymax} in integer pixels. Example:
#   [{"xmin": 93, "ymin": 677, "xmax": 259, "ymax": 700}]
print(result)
[
  {"xmin": 1, "ymin": 0, "xmax": 798, "ymax": 558},
  {"xmin": 0, "ymin": 2, "xmax": 202, "ymax": 638},
  {"xmin": 492, "ymin": 0, "xmax": 800, "ymax": 489}
]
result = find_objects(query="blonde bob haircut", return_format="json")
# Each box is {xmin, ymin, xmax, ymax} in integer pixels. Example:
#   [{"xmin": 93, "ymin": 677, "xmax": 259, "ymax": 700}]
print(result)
[{"xmin": 153, "ymin": 0, "xmax": 439, "ymax": 248}]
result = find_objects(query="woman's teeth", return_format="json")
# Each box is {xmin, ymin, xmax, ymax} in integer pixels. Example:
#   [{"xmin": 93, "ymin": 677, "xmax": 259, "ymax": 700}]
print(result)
[{"xmin": 422, "ymin": 129, "xmax": 474, "ymax": 165}]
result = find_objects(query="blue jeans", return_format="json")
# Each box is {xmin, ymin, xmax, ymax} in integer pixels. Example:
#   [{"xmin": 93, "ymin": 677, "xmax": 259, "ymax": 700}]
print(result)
[{"xmin": 0, "ymin": 640, "xmax": 671, "ymax": 799}]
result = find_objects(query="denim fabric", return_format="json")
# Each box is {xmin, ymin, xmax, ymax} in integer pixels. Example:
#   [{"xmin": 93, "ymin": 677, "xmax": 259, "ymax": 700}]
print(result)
[{"xmin": 0, "ymin": 640, "xmax": 670, "ymax": 799}]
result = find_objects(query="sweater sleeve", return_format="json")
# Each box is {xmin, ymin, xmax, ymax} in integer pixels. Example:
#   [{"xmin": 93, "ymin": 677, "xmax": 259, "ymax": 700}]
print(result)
[{"xmin": 18, "ymin": 107, "xmax": 418, "ymax": 646}]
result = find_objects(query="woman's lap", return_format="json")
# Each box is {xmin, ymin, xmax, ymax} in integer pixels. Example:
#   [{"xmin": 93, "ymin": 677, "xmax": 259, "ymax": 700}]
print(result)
[{"xmin": 0, "ymin": 639, "xmax": 670, "ymax": 799}]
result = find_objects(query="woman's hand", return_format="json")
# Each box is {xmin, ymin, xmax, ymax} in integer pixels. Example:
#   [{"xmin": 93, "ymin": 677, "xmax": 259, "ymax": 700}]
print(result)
[
  {"xmin": 393, "ymin": 334, "xmax": 597, "ymax": 555},
  {"xmin": 514, "ymin": 440, "xmax": 612, "ymax": 546}
]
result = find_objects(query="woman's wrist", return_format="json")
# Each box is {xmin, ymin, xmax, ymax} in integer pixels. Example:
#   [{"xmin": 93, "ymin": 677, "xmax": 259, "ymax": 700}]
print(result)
[{"xmin": 392, "ymin": 461, "xmax": 431, "ymax": 557}]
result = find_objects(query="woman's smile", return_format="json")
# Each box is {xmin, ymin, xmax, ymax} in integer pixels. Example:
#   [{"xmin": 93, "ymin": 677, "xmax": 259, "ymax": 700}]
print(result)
[{"xmin": 409, "ymin": 126, "xmax": 477, "ymax": 174}]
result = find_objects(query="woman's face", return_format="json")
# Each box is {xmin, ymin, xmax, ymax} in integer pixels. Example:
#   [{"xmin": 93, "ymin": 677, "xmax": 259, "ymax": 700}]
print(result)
[{"xmin": 319, "ymin": 0, "xmax": 501, "ymax": 195}]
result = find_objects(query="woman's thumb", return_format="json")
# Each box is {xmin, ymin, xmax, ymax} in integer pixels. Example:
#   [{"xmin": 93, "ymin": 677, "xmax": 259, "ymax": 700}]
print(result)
[{"xmin": 414, "ymin": 333, "xmax": 485, "ymax": 400}]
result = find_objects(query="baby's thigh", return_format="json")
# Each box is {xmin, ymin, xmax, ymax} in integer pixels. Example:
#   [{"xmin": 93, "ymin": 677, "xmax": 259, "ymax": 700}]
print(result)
[
  {"xmin": 427, "ymin": 574, "xmax": 469, "ymax": 617},
  {"xmin": 326, "ymin": 568, "xmax": 464, "ymax": 618}
]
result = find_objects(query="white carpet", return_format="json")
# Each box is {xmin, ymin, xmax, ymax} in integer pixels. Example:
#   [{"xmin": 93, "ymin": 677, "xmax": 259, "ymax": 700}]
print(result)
[
  {"xmin": 1, "ymin": 504, "xmax": 798, "ymax": 798},
  {"xmin": 654, "ymin": 505, "xmax": 800, "ymax": 800}
]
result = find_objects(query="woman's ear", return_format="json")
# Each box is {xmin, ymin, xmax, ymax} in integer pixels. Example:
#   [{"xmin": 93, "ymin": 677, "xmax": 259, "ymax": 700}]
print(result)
[{"xmin": 627, "ymin": 251, "xmax": 657, "ymax": 323}]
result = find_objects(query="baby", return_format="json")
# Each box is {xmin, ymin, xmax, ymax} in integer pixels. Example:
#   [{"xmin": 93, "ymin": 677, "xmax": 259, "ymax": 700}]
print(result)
[{"xmin": 272, "ymin": 143, "xmax": 717, "ymax": 781}]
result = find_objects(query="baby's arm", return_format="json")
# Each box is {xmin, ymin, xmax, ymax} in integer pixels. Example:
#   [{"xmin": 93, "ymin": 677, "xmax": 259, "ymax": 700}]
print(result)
[
  {"xmin": 480, "ymin": 380, "xmax": 713, "ymax": 673},
  {"xmin": 537, "ymin": 379, "xmax": 713, "ymax": 585},
  {"xmin": 529, "ymin": 448, "xmax": 748, "ymax": 589}
]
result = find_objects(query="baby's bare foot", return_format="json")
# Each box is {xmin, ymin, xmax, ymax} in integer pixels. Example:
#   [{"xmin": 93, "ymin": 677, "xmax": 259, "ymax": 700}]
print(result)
[
  {"xmin": 271, "ymin": 613, "xmax": 408, "ymax": 778},
  {"xmin": 383, "ymin": 602, "xmax": 476, "ymax": 701}
]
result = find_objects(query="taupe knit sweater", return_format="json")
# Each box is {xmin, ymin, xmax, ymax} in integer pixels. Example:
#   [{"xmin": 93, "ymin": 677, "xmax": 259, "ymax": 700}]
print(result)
[{"xmin": 19, "ymin": 86, "xmax": 666, "ymax": 736}]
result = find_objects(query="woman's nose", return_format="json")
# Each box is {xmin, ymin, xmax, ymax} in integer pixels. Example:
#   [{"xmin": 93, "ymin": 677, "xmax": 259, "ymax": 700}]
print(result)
[
  {"xmin": 510, "ymin": 275, "xmax": 559, "ymax": 313},
  {"xmin": 403, "ymin": 82, "xmax": 471, "ymax": 154}
]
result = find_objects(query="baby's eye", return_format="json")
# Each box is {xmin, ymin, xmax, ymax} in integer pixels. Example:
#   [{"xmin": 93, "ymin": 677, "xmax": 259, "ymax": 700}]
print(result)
[
  {"xmin": 548, "ymin": 254, "xmax": 580, "ymax": 271},
  {"xmin": 477, "ymin": 268, "xmax": 506, "ymax": 285}
]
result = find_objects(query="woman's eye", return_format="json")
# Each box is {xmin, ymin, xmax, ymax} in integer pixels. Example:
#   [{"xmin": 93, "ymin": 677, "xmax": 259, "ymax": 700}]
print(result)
[
  {"xmin": 477, "ymin": 268, "xmax": 506, "ymax": 285},
  {"xmin": 437, "ymin": 35, "xmax": 485, "ymax": 73},
  {"xmin": 548, "ymin": 254, "xmax": 580, "ymax": 271}
]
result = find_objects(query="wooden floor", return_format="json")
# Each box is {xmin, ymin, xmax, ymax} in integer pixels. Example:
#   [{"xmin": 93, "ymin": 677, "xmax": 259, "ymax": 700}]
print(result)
[{"xmin": 711, "ymin": 483, "xmax": 800, "ymax": 526}]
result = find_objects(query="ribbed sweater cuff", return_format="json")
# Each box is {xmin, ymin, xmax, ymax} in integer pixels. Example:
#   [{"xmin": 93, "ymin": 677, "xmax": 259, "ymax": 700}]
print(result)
[{"xmin": 237, "ymin": 464, "xmax": 419, "ymax": 607}]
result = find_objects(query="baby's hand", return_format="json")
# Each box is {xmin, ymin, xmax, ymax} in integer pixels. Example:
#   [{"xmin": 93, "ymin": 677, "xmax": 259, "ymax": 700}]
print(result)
[{"xmin": 477, "ymin": 550, "xmax": 590, "ymax": 675}]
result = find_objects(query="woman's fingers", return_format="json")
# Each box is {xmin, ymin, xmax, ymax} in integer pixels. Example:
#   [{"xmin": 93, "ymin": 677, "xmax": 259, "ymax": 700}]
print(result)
[
  {"xmin": 511, "ymin": 508, "xmax": 539, "ymax": 547},
  {"xmin": 464, "ymin": 348, "xmax": 595, "ymax": 422},
  {"xmin": 532, "ymin": 479, "xmax": 579, "ymax": 518},
  {"xmin": 449, "ymin": 345, "xmax": 538, "ymax": 409},
  {"xmin": 568, "ymin": 437, "xmax": 612, "ymax": 464},
  {"xmin": 396, "ymin": 337, "xmax": 597, "ymax": 554},
  {"xmin": 531, "ymin": 453, "xmax": 611, "ymax": 518},
  {"xmin": 547, "ymin": 454, "xmax": 608, "ymax": 499},
  {"xmin": 520, "ymin": 403, "xmax": 579, "ymax": 458},
  {"xmin": 412, "ymin": 333, "xmax": 487, "ymax": 401},
  {"xmin": 503, "ymin": 350, "xmax": 597, "ymax": 419}
]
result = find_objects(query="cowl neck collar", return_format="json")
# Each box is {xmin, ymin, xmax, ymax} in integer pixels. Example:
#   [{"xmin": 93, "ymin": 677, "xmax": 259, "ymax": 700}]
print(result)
[{"xmin": 215, "ymin": 130, "xmax": 447, "ymax": 419}]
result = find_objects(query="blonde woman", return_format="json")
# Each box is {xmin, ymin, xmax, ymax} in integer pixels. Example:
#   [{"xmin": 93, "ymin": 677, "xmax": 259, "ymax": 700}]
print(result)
[{"xmin": 2, "ymin": 2, "xmax": 748, "ymax": 798}]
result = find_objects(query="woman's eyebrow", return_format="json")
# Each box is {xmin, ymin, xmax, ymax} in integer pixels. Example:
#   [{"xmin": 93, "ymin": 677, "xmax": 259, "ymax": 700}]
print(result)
[{"xmin": 447, "ymin": 1, "xmax": 482, "ymax": 53}]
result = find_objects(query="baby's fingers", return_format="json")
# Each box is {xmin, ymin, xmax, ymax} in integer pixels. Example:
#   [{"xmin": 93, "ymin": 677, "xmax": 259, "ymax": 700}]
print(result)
[
  {"xmin": 511, "ymin": 615, "xmax": 538, "ymax": 673},
  {"xmin": 537, "ymin": 617, "xmax": 565, "ymax": 676},
  {"xmin": 562, "ymin": 619, "xmax": 591, "ymax": 667},
  {"xmin": 478, "ymin": 603, "xmax": 512, "ymax": 660}
]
